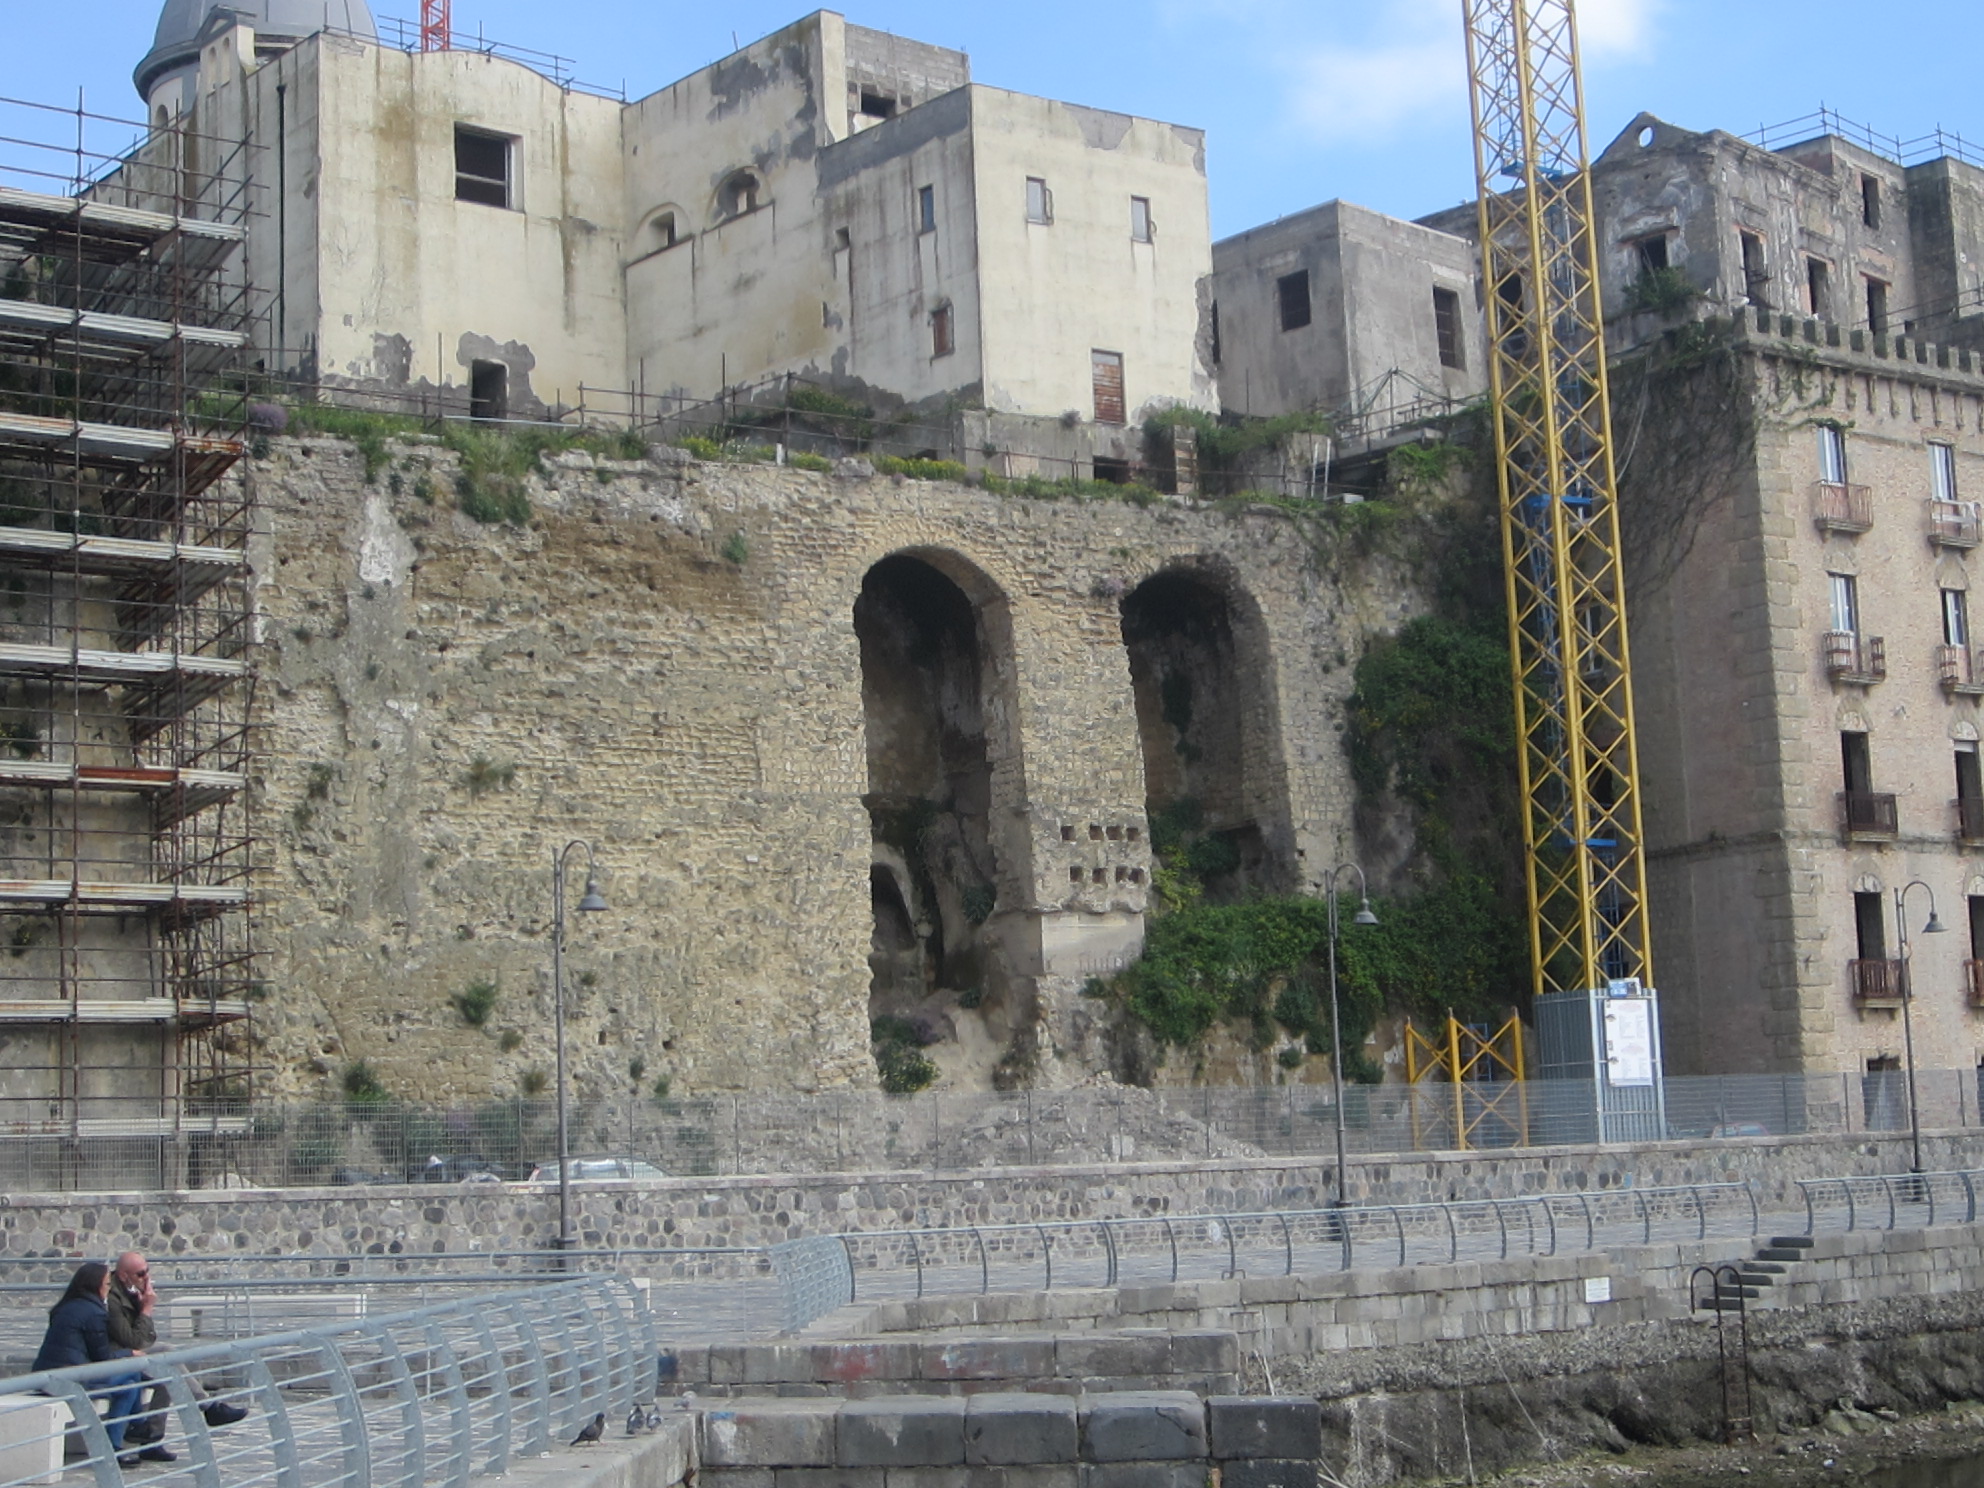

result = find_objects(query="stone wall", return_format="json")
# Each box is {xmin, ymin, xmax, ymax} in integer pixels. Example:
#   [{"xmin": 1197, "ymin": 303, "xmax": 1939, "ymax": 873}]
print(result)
[
  {"xmin": 245, "ymin": 432, "xmax": 1416, "ymax": 1103},
  {"xmin": 0, "ymin": 1128, "xmax": 1974, "ymax": 1261}
]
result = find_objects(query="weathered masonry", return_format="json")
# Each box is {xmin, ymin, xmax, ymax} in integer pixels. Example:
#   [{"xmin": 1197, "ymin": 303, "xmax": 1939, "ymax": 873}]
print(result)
[{"xmin": 244, "ymin": 442, "xmax": 1387, "ymax": 1103}]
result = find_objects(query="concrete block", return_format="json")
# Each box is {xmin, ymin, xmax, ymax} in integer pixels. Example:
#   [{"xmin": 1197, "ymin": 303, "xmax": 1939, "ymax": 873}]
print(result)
[
  {"xmin": 964, "ymin": 1393, "xmax": 1080, "ymax": 1465},
  {"xmin": 1223, "ymin": 1462, "xmax": 1321, "ymax": 1488},
  {"xmin": 887, "ymin": 1472, "xmax": 1080, "ymax": 1488},
  {"xmin": 710, "ymin": 1345, "xmax": 750, "ymax": 1385},
  {"xmin": 774, "ymin": 1470, "xmax": 885, "ymax": 1488},
  {"xmin": 1167, "ymin": 1331, "xmax": 1239, "ymax": 1375},
  {"xmin": 1080, "ymin": 1463, "xmax": 1207, "ymax": 1488},
  {"xmin": 701, "ymin": 1471, "xmax": 776, "ymax": 1488},
  {"xmin": 813, "ymin": 1342, "xmax": 917, "ymax": 1386},
  {"xmin": 1054, "ymin": 1335, "xmax": 1167, "ymax": 1380},
  {"xmin": 1080, "ymin": 1392, "xmax": 1207, "ymax": 1462},
  {"xmin": 921, "ymin": 1338, "xmax": 1057, "ymax": 1383},
  {"xmin": 1207, "ymin": 1397, "xmax": 1322, "ymax": 1461},
  {"xmin": 839, "ymin": 1397, "xmax": 967, "ymax": 1467},
  {"xmin": 701, "ymin": 1399, "xmax": 841, "ymax": 1468},
  {"xmin": 0, "ymin": 1395, "xmax": 64, "ymax": 1487}
]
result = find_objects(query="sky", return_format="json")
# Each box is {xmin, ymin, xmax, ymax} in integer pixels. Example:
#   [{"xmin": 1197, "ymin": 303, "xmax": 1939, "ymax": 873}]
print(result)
[{"xmin": 4, "ymin": 0, "xmax": 1982, "ymax": 240}]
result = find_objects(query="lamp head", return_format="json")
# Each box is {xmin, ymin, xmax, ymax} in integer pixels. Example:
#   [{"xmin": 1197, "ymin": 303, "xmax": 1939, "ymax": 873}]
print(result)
[
  {"xmin": 1353, "ymin": 898, "xmax": 1379, "ymax": 928},
  {"xmin": 1923, "ymin": 910, "xmax": 1948, "ymax": 935},
  {"xmin": 577, "ymin": 878, "xmax": 608, "ymax": 914}
]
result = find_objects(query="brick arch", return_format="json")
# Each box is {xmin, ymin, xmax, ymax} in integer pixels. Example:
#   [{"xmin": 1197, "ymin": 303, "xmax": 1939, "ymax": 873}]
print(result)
[{"xmin": 1119, "ymin": 554, "xmax": 1297, "ymax": 895}]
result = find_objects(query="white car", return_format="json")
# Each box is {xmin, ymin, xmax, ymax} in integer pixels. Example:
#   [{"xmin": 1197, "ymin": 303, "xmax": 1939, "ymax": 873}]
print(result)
[{"xmin": 525, "ymin": 1156, "xmax": 669, "ymax": 1184}]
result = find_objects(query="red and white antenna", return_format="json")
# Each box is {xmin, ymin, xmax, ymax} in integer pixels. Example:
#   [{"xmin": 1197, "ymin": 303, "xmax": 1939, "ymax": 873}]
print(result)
[{"xmin": 420, "ymin": 0, "xmax": 452, "ymax": 51}]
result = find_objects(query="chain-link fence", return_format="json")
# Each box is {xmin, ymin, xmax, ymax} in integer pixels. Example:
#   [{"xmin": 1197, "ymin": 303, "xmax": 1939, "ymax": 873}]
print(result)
[{"xmin": 6, "ymin": 1068, "xmax": 1984, "ymax": 1193}]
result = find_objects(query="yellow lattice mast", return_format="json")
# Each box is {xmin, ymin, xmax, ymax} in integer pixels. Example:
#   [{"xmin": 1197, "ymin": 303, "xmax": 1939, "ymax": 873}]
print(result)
[{"xmin": 1461, "ymin": 0, "xmax": 1652, "ymax": 1000}]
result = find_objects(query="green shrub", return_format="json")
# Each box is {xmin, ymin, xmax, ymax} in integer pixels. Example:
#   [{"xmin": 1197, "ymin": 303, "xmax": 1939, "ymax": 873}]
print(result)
[
  {"xmin": 721, "ymin": 530, "xmax": 749, "ymax": 566},
  {"xmin": 452, "ymin": 978, "xmax": 499, "ymax": 1027},
  {"xmin": 674, "ymin": 436, "xmax": 723, "ymax": 460},
  {"xmin": 341, "ymin": 1060, "xmax": 389, "ymax": 1105},
  {"xmin": 874, "ymin": 454, "xmax": 970, "ymax": 483},
  {"xmin": 464, "ymin": 756, "xmax": 517, "ymax": 797},
  {"xmin": 871, "ymin": 1015, "xmax": 938, "ymax": 1094},
  {"xmin": 788, "ymin": 451, "xmax": 834, "ymax": 472}
]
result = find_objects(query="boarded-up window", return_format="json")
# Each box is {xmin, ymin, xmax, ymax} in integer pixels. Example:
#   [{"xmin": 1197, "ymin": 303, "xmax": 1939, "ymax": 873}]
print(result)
[
  {"xmin": 455, "ymin": 127, "xmax": 513, "ymax": 208},
  {"xmin": 931, "ymin": 303, "xmax": 954, "ymax": 357},
  {"xmin": 1277, "ymin": 270, "xmax": 1311, "ymax": 331},
  {"xmin": 1092, "ymin": 350, "xmax": 1125, "ymax": 425},
  {"xmin": 1130, "ymin": 196, "xmax": 1153, "ymax": 243},
  {"xmin": 1026, "ymin": 176, "xmax": 1053, "ymax": 224},
  {"xmin": 918, "ymin": 185, "xmax": 936, "ymax": 234},
  {"xmin": 1433, "ymin": 286, "xmax": 1464, "ymax": 370}
]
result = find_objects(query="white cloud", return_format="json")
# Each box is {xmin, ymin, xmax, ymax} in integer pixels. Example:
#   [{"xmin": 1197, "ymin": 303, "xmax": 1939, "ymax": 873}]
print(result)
[{"xmin": 1283, "ymin": 0, "xmax": 1659, "ymax": 146}]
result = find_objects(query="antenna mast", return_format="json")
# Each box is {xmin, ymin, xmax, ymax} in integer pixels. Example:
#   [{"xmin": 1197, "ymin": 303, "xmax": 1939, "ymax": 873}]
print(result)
[{"xmin": 420, "ymin": 0, "xmax": 452, "ymax": 51}]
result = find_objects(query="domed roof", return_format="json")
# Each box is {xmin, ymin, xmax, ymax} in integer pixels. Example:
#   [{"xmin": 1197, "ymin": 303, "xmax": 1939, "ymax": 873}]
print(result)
[{"xmin": 137, "ymin": 1, "xmax": 378, "ymax": 101}]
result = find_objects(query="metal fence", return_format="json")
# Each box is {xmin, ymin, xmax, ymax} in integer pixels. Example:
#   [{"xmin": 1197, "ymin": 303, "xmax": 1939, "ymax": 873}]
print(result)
[
  {"xmin": 0, "ymin": 1279, "xmax": 652, "ymax": 1488},
  {"xmin": 11, "ymin": 1068, "xmax": 1984, "ymax": 1194}
]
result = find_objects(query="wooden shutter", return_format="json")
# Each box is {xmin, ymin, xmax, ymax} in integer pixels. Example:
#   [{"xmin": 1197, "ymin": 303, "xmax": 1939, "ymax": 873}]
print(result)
[{"xmin": 1091, "ymin": 350, "xmax": 1124, "ymax": 425}]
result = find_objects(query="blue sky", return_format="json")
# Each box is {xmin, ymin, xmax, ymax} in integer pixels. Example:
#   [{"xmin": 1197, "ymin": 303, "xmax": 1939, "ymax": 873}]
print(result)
[{"xmin": 4, "ymin": 0, "xmax": 1981, "ymax": 239}]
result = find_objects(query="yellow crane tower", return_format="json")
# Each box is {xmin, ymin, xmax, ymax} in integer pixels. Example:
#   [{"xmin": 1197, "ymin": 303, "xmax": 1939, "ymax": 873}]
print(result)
[{"xmin": 1460, "ymin": 1, "xmax": 1653, "ymax": 1002}]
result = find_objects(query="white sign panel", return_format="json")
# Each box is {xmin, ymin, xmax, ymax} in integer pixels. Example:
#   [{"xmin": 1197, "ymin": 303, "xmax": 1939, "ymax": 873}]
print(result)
[
  {"xmin": 1584, "ymin": 1276, "xmax": 1612, "ymax": 1304},
  {"xmin": 1603, "ymin": 998, "xmax": 1655, "ymax": 1087}
]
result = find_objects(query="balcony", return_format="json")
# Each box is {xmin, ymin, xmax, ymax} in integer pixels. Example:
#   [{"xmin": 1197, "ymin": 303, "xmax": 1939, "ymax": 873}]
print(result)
[
  {"xmin": 1967, "ymin": 960, "xmax": 1984, "ymax": 1008},
  {"xmin": 1850, "ymin": 957, "xmax": 1904, "ymax": 1007},
  {"xmin": 1813, "ymin": 480, "xmax": 1873, "ymax": 532},
  {"xmin": 1960, "ymin": 796, "xmax": 1984, "ymax": 844},
  {"xmin": 1939, "ymin": 644, "xmax": 1984, "ymax": 695},
  {"xmin": 1839, "ymin": 790, "xmax": 1899, "ymax": 840},
  {"xmin": 1824, "ymin": 630, "xmax": 1886, "ymax": 684},
  {"xmin": 1932, "ymin": 498, "xmax": 1982, "ymax": 549}
]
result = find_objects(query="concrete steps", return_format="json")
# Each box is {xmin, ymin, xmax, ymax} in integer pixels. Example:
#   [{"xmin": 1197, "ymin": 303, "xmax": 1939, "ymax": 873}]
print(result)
[{"xmin": 1694, "ymin": 1236, "xmax": 1813, "ymax": 1314}]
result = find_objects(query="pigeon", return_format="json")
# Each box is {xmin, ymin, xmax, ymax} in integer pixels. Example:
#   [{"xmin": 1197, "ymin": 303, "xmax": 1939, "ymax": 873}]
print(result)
[
  {"xmin": 625, "ymin": 1405, "xmax": 646, "ymax": 1437},
  {"xmin": 647, "ymin": 1402, "xmax": 673, "ymax": 1429},
  {"xmin": 571, "ymin": 1413, "xmax": 605, "ymax": 1447}
]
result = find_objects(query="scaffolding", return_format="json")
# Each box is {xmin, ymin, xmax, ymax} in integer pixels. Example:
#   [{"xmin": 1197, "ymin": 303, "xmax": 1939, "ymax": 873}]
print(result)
[
  {"xmin": 1403, "ymin": 1012, "xmax": 1529, "ymax": 1150},
  {"xmin": 0, "ymin": 94, "xmax": 261, "ymax": 1176}
]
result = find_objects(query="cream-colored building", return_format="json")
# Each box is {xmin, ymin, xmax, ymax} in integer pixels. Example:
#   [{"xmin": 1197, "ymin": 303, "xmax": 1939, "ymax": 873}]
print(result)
[{"xmin": 142, "ymin": 4, "xmax": 1216, "ymax": 467}]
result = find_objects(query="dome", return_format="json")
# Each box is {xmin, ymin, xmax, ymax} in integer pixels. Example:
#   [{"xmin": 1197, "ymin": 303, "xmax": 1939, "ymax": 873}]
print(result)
[{"xmin": 136, "ymin": 1, "xmax": 378, "ymax": 103}]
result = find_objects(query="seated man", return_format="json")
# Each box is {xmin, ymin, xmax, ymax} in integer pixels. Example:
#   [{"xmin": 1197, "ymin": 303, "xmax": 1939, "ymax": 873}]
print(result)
[{"xmin": 107, "ymin": 1252, "xmax": 249, "ymax": 1436}]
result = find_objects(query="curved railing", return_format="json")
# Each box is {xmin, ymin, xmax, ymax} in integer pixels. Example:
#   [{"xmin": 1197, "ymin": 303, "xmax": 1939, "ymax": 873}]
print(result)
[{"xmin": 1796, "ymin": 1169, "xmax": 1983, "ymax": 1233}]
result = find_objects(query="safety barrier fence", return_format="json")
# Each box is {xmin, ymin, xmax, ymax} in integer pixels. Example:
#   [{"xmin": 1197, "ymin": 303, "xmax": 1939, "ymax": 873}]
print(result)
[
  {"xmin": 0, "ymin": 1279, "xmax": 651, "ymax": 1488},
  {"xmin": 9, "ymin": 1068, "xmax": 1982, "ymax": 1194}
]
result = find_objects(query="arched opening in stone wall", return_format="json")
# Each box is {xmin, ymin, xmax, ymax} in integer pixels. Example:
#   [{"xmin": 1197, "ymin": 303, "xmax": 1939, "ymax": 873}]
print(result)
[
  {"xmin": 1120, "ymin": 565, "xmax": 1294, "ymax": 900},
  {"xmin": 854, "ymin": 552, "xmax": 1027, "ymax": 1084}
]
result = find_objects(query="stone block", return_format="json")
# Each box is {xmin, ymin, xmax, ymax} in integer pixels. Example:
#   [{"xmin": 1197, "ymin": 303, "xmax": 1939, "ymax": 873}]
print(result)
[
  {"xmin": 701, "ymin": 1399, "xmax": 841, "ymax": 1468},
  {"xmin": 1054, "ymin": 1335, "xmax": 1167, "ymax": 1380},
  {"xmin": 839, "ymin": 1397, "xmax": 967, "ymax": 1467},
  {"xmin": 1080, "ymin": 1463, "xmax": 1207, "ymax": 1488},
  {"xmin": 1080, "ymin": 1392, "xmax": 1207, "ymax": 1462},
  {"xmin": 1167, "ymin": 1331, "xmax": 1239, "ymax": 1375},
  {"xmin": 964, "ymin": 1393, "xmax": 1080, "ymax": 1465},
  {"xmin": 701, "ymin": 1470, "xmax": 776, "ymax": 1488},
  {"xmin": 813, "ymin": 1342, "xmax": 917, "ymax": 1385},
  {"xmin": 888, "ymin": 1472, "xmax": 1081, "ymax": 1488},
  {"xmin": 1207, "ymin": 1397, "xmax": 1321, "ymax": 1461},
  {"xmin": 773, "ymin": 1470, "xmax": 885, "ymax": 1488},
  {"xmin": 1222, "ymin": 1462, "xmax": 1321, "ymax": 1488},
  {"xmin": 921, "ymin": 1337, "xmax": 1056, "ymax": 1383}
]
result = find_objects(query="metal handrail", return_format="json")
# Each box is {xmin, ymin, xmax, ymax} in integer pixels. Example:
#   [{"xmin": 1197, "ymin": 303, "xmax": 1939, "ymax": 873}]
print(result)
[{"xmin": 0, "ymin": 1280, "xmax": 648, "ymax": 1488}]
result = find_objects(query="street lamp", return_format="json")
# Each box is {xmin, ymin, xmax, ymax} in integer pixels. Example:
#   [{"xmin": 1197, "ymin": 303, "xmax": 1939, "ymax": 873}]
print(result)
[
  {"xmin": 553, "ymin": 839, "xmax": 609, "ymax": 1254},
  {"xmin": 1325, "ymin": 862, "xmax": 1380, "ymax": 1208},
  {"xmin": 1894, "ymin": 878, "xmax": 1947, "ymax": 1179}
]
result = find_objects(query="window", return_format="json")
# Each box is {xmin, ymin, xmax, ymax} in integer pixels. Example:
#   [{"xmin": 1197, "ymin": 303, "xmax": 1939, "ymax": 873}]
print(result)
[
  {"xmin": 1957, "ymin": 748, "xmax": 1983, "ymax": 838},
  {"xmin": 1091, "ymin": 349, "xmax": 1125, "ymax": 425},
  {"xmin": 1945, "ymin": 588, "xmax": 1971, "ymax": 649},
  {"xmin": 1433, "ymin": 286, "xmax": 1464, "ymax": 370},
  {"xmin": 1634, "ymin": 234, "xmax": 1670, "ymax": 273},
  {"xmin": 859, "ymin": 91, "xmax": 897, "ymax": 121},
  {"xmin": 648, "ymin": 210, "xmax": 679, "ymax": 250},
  {"xmin": 454, "ymin": 127, "xmax": 513, "ymax": 209},
  {"xmin": 1740, "ymin": 231, "xmax": 1769, "ymax": 307},
  {"xmin": 917, "ymin": 185, "xmax": 935, "ymax": 235},
  {"xmin": 1854, "ymin": 890, "xmax": 1888, "ymax": 961},
  {"xmin": 930, "ymin": 303, "xmax": 953, "ymax": 358},
  {"xmin": 1807, "ymin": 257, "xmax": 1832, "ymax": 318},
  {"xmin": 1842, "ymin": 731, "xmax": 1873, "ymax": 798},
  {"xmin": 1866, "ymin": 278, "xmax": 1889, "ymax": 335},
  {"xmin": 1861, "ymin": 173, "xmax": 1882, "ymax": 230},
  {"xmin": 1093, "ymin": 456, "xmax": 1131, "ymax": 484},
  {"xmin": 1277, "ymin": 269, "xmax": 1311, "ymax": 332},
  {"xmin": 1130, "ymin": 196, "xmax": 1153, "ymax": 243},
  {"xmin": 1025, "ymin": 176, "xmax": 1053, "ymax": 224},
  {"xmin": 716, "ymin": 170, "xmax": 762, "ymax": 220},
  {"xmin": 1969, "ymin": 890, "xmax": 1984, "ymax": 956},
  {"xmin": 1829, "ymin": 571, "xmax": 1859, "ymax": 634},
  {"xmin": 1818, "ymin": 425, "xmax": 1848, "ymax": 486},
  {"xmin": 469, "ymin": 360, "xmax": 508, "ymax": 422},
  {"xmin": 1933, "ymin": 443, "xmax": 1959, "ymax": 503},
  {"xmin": 1209, "ymin": 300, "xmax": 1221, "ymax": 366}
]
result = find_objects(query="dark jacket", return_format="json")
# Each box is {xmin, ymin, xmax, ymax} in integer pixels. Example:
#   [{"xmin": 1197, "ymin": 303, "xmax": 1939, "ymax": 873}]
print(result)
[
  {"xmin": 32, "ymin": 1294, "xmax": 134, "ymax": 1373},
  {"xmin": 105, "ymin": 1282, "xmax": 156, "ymax": 1352}
]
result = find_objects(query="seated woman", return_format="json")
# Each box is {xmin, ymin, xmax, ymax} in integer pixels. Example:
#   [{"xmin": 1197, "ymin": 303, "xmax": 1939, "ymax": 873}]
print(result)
[{"xmin": 32, "ymin": 1261, "xmax": 171, "ymax": 1467}]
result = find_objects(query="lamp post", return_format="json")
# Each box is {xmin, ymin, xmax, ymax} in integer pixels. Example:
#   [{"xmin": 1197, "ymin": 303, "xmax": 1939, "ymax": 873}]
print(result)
[
  {"xmin": 1894, "ymin": 878, "xmax": 1947, "ymax": 1178},
  {"xmin": 552, "ymin": 840, "xmax": 608, "ymax": 1254},
  {"xmin": 1325, "ymin": 862, "xmax": 1380, "ymax": 1207}
]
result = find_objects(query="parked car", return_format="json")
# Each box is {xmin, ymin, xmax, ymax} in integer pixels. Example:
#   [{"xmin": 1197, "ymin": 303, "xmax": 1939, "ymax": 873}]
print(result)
[
  {"xmin": 524, "ymin": 1156, "xmax": 669, "ymax": 1184},
  {"xmin": 414, "ymin": 1154, "xmax": 510, "ymax": 1183},
  {"xmin": 1706, "ymin": 1121, "xmax": 1771, "ymax": 1139}
]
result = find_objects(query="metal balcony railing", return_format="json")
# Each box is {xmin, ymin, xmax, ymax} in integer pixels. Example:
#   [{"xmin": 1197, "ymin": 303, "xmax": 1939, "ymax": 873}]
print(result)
[
  {"xmin": 1813, "ymin": 480, "xmax": 1873, "ymax": 532},
  {"xmin": 1937, "ymin": 644, "xmax": 1984, "ymax": 694},
  {"xmin": 1958, "ymin": 796, "xmax": 1984, "ymax": 843},
  {"xmin": 1850, "ymin": 958, "xmax": 1905, "ymax": 1004},
  {"xmin": 1824, "ymin": 630, "xmax": 1886, "ymax": 682},
  {"xmin": 1932, "ymin": 498, "xmax": 1982, "ymax": 548},
  {"xmin": 1967, "ymin": 960, "xmax": 1984, "ymax": 1007},
  {"xmin": 1840, "ymin": 790, "xmax": 1899, "ymax": 838}
]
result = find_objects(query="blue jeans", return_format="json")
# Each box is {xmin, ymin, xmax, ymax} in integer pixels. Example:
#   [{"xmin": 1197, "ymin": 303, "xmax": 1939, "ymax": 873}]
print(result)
[{"xmin": 96, "ymin": 1372, "xmax": 146, "ymax": 1451}]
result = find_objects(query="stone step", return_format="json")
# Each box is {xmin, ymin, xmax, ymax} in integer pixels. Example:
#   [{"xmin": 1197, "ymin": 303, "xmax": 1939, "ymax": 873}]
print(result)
[
  {"xmin": 1755, "ymin": 1246, "xmax": 1808, "ymax": 1262},
  {"xmin": 1744, "ymin": 1261, "xmax": 1789, "ymax": 1275},
  {"xmin": 1731, "ymin": 1271, "xmax": 1777, "ymax": 1287},
  {"xmin": 1766, "ymin": 1235, "xmax": 1817, "ymax": 1249}
]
